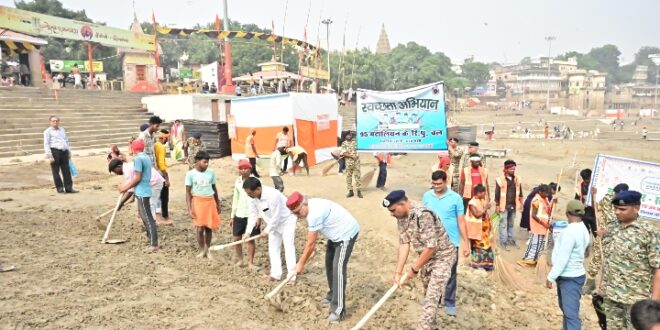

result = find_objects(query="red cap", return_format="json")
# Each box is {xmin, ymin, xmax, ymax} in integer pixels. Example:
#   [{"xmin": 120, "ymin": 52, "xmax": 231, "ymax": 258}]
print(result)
[
  {"xmin": 131, "ymin": 139, "xmax": 145, "ymax": 153},
  {"xmin": 439, "ymin": 156, "xmax": 451, "ymax": 167},
  {"xmin": 286, "ymin": 192, "xmax": 304, "ymax": 211},
  {"xmin": 238, "ymin": 159, "xmax": 252, "ymax": 169}
]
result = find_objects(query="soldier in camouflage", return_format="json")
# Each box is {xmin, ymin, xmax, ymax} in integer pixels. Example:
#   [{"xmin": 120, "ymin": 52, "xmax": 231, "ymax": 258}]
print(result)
[
  {"xmin": 602, "ymin": 190, "xmax": 660, "ymax": 330},
  {"xmin": 384, "ymin": 190, "xmax": 456, "ymax": 330},
  {"xmin": 447, "ymin": 137, "xmax": 463, "ymax": 193},
  {"xmin": 584, "ymin": 183, "xmax": 629, "ymax": 294},
  {"xmin": 341, "ymin": 132, "xmax": 362, "ymax": 198},
  {"xmin": 185, "ymin": 132, "xmax": 206, "ymax": 170}
]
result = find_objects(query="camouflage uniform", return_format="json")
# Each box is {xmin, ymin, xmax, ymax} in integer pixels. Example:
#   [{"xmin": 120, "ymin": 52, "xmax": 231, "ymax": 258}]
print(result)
[
  {"xmin": 341, "ymin": 139, "xmax": 361, "ymax": 191},
  {"xmin": 586, "ymin": 191, "xmax": 615, "ymax": 285},
  {"xmin": 186, "ymin": 137, "xmax": 206, "ymax": 169},
  {"xmin": 602, "ymin": 218, "xmax": 660, "ymax": 330},
  {"xmin": 448, "ymin": 147, "xmax": 464, "ymax": 192},
  {"xmin": 397, "ymin": 204, "xmax": 456, "ymax": 330}
]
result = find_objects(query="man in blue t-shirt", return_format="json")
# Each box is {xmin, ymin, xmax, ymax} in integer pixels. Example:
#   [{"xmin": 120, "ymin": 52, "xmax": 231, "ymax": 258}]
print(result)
[
  {"xmin": 422, "ymin": 170, "xmax": 468, "ymax": 317},
  {"xmin": 287, "ymin": 192, "xmax": 360, "ymax": 325},
  {"xmin": 119, "ymin": 139, "xmax": 159, "ymax": 252}
]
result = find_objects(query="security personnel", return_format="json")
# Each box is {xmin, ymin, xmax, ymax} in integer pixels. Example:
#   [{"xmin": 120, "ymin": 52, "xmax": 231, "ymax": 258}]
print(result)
[
  {"xmin": 385, "ymin": 190, "xmax": 455, "ymax": 330},
  {"xmin": 602, "ymin": 190, "xmax": 660, "ymax": 329},
  {"xmin": 341, "ymin": 132, "xmax": 362, "ymax": 198},
  {"xmin": 584, "ymin": 183, "xmax": 628, "ymax": 294}
]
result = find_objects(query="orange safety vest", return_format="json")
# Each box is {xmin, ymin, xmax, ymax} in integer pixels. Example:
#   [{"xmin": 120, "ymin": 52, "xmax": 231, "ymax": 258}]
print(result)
[
  {"xmin": 496, "ymin": 175, "xmax": 522, "ymax": 211},
  {"xmin": 462, "ymin": 166, "xmax": 488, "ymax": 199},
  {"xmin": 465, "ymin": 198, "xmax": 486, "ymax": 240},
  {"xmin": 529, "ymin": 194, "xmax": 551, "ymax": 235},
  {"xmin": 375, "ymin": 152, "xmax": 391, "ymax": 164}
]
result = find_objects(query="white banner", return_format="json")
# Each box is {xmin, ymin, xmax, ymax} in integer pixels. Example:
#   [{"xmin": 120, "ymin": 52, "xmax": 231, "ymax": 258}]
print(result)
[{"xmin": 589, "ymin": 154, "xmax": 660, "ymax": 221}]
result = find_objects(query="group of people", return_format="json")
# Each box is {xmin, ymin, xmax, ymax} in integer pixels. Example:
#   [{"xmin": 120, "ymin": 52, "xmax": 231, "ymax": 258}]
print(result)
[{"xmin": 43, "ymin": 114, "xmax": 659, "ymax": 329}]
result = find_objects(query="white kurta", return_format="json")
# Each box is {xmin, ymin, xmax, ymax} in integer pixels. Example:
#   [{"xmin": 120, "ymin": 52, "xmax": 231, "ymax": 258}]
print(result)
[{"xmin": 246, "ymin": 186, "xmax": 297, "ymax": 279}]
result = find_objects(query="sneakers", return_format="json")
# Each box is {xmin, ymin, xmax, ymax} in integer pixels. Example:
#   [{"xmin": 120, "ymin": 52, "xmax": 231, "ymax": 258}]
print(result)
[
  {"xmin": 445, "ymin": 305, "xmax": 457, "ymax": 316},
  {"xmin": 500, "ymin": 242, "xmax": 510, "ymax": 251},
  {"xmin": 356, "ymin": 190, "xmax": 363, "ymax": 198},
  {"xmin": 338, "ymin": 172, "xmax": 344, "ymax": 176},
  {"xmin": 320, "ymin": 297, "xmax": 331, "ymax": 305},
  {"xmin": 328, "ymin": 312, "xmax": 344, "ymax": 324},
  {"xmin": 346, "ymin": 190, "xmax": 354, "ymax": 198}
]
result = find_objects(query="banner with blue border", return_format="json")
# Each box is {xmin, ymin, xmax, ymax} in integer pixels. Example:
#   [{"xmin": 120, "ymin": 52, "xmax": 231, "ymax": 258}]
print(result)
[{"xmin": 356, "ymin": 82, "xmax": 447, "ymax": 152}]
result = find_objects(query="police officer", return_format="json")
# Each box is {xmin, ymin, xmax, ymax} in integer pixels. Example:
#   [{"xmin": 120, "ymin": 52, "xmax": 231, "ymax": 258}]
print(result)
[
  {"xmin": 602, "ymin": 190, "xmax": 660, "ymax": 329},
  {"xmin": 341, "ymin": 132, "xmax": 362, "ymax": 198},
  {"xmin": 584, "ymin": 183, "xmax": 628, "ymax": 294},
  {"xmin": 384, "ymin": 190, "xmax": 455, "ymax": 330}
]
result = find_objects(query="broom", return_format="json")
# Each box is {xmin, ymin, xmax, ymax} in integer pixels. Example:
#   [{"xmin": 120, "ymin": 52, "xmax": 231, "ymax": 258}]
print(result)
[
  {"xmin": 490, "ymin": 212, "xmax": 528, "ymax": 291},
  {"xmin": 535, "ymin": 169, "xmax": 563, "ymax": 283},
  {"xmin": 360, "ymin": 166, "xmax": 377, "ymax": 188},
  {"xmin": 321, "ymin": 160, "xmax": 337, "ymax": 176}
]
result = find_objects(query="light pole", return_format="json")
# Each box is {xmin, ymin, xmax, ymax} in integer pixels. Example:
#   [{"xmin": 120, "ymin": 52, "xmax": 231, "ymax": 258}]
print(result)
[
  {"xmin": 322, "ymin": 18, "xmax": 333, "ymax": 89},
  {"xmin": 545, "ymin": 36, "xmax": 556, "ymax": 112},
  {"xmin": 649, "ymin": 54, "xmax": 660, "ymax": 112}
]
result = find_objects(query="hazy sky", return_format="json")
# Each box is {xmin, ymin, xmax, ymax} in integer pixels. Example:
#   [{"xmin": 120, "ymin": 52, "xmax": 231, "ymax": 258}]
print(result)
[{"xmin": 2, "ymin": 0, "xmax": 658, "ymax": 64}]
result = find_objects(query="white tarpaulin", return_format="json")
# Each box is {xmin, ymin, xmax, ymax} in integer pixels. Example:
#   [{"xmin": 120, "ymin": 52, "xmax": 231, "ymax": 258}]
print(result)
[{"xmin": 589, "ymin": 154, "xmax": 660, "ymax": 221}]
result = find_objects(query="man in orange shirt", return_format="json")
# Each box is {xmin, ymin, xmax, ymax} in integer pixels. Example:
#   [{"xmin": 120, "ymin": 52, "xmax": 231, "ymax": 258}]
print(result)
[
  {"xmin": 458, "ymin": 155, "xmax": 489, "ymax": 211},
  {"xmin": 245, "ymin": 129, "xmax": 260, "ymax": 178}
]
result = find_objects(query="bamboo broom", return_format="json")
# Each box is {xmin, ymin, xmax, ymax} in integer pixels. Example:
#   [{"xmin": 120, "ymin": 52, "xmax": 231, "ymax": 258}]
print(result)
[
  {"xmin": 490, "ymin": 212, "xmax": 528, "ymax": 291},
  {"xmin": 535, "ymin": 169, "xmax": 563, "ymax": 282}
]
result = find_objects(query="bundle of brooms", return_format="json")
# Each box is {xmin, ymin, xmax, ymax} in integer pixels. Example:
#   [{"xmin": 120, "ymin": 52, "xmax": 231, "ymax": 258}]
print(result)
[
  {"xmin": 535, "ymin": 169, "xmax": 563, "ymax": 283},
  {"xmin": 490, "ymin": 212, "xmax": 528, "ymax": 291}
]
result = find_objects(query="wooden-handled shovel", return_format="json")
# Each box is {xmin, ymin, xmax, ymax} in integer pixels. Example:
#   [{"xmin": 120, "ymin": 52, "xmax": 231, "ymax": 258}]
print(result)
[
  {"xmin": 101, "ymin": 193, "xmax": 127, "ymax": 244},
  {"xmin": 209, "ymin": 235, "xmax": 260, "ymax": 251},
  {"xmin": 350, "ymin": 273, "xmax": 410, "ymax": 330}
]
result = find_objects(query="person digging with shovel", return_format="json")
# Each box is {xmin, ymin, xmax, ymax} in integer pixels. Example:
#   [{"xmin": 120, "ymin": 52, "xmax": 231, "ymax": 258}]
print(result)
[
  {"xmin": 287, "ymin": 192, "xmax": 360, "ymax": 324},
  {"xmin": 117, "ymin": 139, "xmax": 160, "ymax": 253},
  {"xmin": 385, "ymin": 190, "xmax": 455, "ymax": 330},
  {"xmin": 243, "ymin": 177, "xmax": 298, "ymax": 283}
]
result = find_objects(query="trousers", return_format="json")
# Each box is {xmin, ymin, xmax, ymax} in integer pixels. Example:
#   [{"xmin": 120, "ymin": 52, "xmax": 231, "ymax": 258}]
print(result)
[
  {"xmin": 49, "ymin": 148, "xmax": 73, "ymax": 191},
  {"xmin": 523, "ymin": 234, "xmax": 546, "ymax": 261},
  {"xmin": 376, "ymin": 162, "xmax": 387, "ymax": 188},
  {"xmin": 345, "ymin": 160, "xmax": 361, "ymax": 191},
  {"xmin": 603, "ymin": 299, "xmax": 634, "ymax": 330},
  {"xmin": 159, "ymin": 184, "xmax": 169, "ymax": 218},
  {"xmin": 444, "ymin": 248, "xmax": 459, "ymax": 307},
  {"xmin": 268, "ymin": 218, "xmax": 297, "ymax": 279},
  {"xmin": 325, "ymin": 234, "xmax": 358, "ymax": 317},
  {"xmin": 498, "ymin": 210, "xmax": 516, "ymax": 244},
  {"xmin": 557, "ymin": 275, "xmax": 586, "ymax": 330},
  {"xmin": 418, "ymin": 254, "xmax": 456, "ymax": 330},
  {"xmin": 136, "ymin": 196, "xmax": 158, "ymax": 247}
]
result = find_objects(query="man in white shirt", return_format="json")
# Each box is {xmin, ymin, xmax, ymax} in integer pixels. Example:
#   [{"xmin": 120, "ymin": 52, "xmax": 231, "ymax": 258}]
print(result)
[
  {"xmin": 288, "ymin": 192, "xmax": 360, "ymax": 324},
  {"xmin": 43, "ymin": 116, "xmax": 77, "ymax": 193},
  {"xmin": 243, "ymin": 177, "xmax": 297, "ymax": 281}
]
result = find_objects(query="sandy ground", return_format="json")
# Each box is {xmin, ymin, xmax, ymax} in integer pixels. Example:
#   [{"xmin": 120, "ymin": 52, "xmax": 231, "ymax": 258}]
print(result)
[{"xmin": 1, "ymin": 108, "xmax": 659, "ymax": 329}]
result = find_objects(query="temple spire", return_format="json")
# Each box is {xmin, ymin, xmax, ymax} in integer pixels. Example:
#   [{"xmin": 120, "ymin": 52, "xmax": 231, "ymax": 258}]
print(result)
[{"xmin": 375, "ymin": 23, "xmax": 391, "ymax": 54}]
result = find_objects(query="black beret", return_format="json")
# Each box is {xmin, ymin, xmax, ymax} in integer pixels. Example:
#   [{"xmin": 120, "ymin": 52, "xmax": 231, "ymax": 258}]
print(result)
[
  {"xmin": 469, "ymin": 142, "xmax": 479, "ymax": 147},
  {"xmin": 613, "ymin": 183, "xmax": 629, "ymax": 194},
  {"xmin": 192, "ymin": 132, "xmax": 202, "ymax": 139},
  {"xmin": 383, "ymin": 190, "xmax": 406, "ymax": 207},
  {"xmin": 612, "ymin": 190, "xmax": 642, "ymax": 206}
]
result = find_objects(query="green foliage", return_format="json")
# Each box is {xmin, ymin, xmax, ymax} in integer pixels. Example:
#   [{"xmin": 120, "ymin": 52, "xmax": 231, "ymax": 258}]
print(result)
[
  {"xmin": 633, "ymin": 46, "xmax": 660, "ymax": 84},
  {"xmin": 461, "ymin": 61, "xmax": 490, "ymax": 87}
]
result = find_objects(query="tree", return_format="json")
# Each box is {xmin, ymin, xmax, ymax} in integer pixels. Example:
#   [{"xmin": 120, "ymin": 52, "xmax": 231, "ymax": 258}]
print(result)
[
  {"xmin": 461, "ymin": 61, "xmax": 490, "ymax": 87},
  {"xmin": 634, "ymin": 46, "xmax": 660, "ymax": 84}
]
